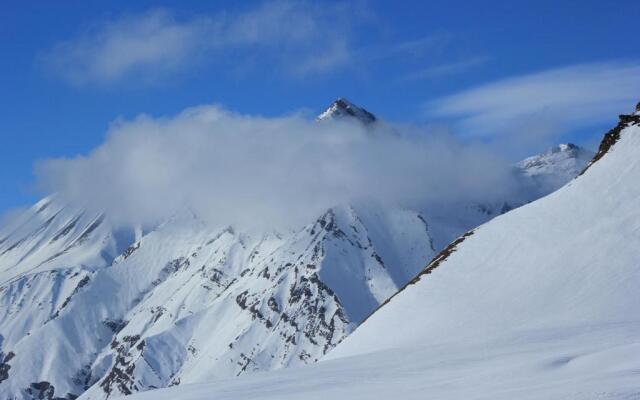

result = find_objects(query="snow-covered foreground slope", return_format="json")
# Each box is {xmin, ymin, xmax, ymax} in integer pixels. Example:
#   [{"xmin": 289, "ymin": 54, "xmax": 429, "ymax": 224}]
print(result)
[
  {"xmin": 117, "ymin": 107, "xmax": 640, "ymax": 400},
  {"xmin": 0, "ymin": 99, "xmax": 593, "ymax": 399},
  {"xmin": 331, "ymin": 111, "xmax": 640, "ymax": 359},
  {"xmin": 118, "ymin": 322, "xmax": 640, "ymax": 400}
]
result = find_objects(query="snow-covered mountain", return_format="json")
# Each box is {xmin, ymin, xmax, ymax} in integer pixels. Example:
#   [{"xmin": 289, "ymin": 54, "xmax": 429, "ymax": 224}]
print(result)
[
  {"xmin": 316, "ymin": 98, "xmax": 377, "ymax": 125},
  {"xmin": 0, "ymin": 202, "xmax": 433, "ymax": 400},
  {"xmin": 0, "ymin": 99, "xmax": 593, "ymax": 400},
  {"xmin": 517, "ymin": 142, "xmax": 594, "ymax": 193},
  {"xmin": 114, "ymin": 105, "xmax": 640, "ymax": 400}
]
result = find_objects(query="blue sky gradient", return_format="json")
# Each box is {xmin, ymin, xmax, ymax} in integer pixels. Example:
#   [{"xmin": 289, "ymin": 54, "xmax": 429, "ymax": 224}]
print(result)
[{"xmin": 1, "ymin": 0, "xmax": 639, "ymax": 212}]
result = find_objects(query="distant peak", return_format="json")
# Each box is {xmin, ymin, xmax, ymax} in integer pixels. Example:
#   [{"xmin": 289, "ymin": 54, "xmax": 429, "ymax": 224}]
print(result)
[
  {"xmin": 517, "ymin": 142, "xmax": 594, "ymax": 174},
  {"xmin": 316, "ymin": 98, "xmax": 377, "ymax": 125},
  {"xmin": 535, "ymin": 143, "xmax": 593, "ymax": 159},
  {"xmin": 559, "ymin": 143, "xmax": 577, "ymax": 150},
  {"xmin": 552, "ymin": 143, "xmax": 580, "ymax": 153}
]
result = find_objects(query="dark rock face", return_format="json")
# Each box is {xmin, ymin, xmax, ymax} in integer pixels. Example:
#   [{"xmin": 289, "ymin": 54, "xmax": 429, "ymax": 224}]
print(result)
[
  {"xmin": 0, "ymin": 352, "xmax": 14, "ymax": 383},
  {"xmin": 580, "ymin": 105, "xmax": 640, "ymax": 175},
  {"xmin": 100, "ymin": 335, "xmax": 143, "ymax": 396},
  {"xmin": 333, "ymin": 99, "xmax": 377, "ymax": 124},
  {"xmin": 0, "ymin": 351, "xmax": 14, "ymax": 384},
  {"xmin": 23, "ymin": 380, "xmax": 77, "ymax": 400}
]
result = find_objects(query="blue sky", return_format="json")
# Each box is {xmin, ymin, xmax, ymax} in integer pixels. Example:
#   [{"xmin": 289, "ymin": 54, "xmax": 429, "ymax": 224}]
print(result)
[{"xmin": 2, "ymin": 0, "xmax": 640, "ymax": 213}]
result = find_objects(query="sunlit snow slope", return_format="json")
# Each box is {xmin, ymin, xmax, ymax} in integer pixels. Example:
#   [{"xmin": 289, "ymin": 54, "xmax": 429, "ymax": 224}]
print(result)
[{"xmin": 119, "ymin": 106, "xmax": 640, "ymax": 400}]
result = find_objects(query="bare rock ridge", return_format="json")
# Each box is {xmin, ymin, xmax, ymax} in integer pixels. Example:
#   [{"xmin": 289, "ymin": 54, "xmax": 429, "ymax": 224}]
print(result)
[{"xmin": 580, "ymin": 101, "xmax": 640, "ymax": 175}]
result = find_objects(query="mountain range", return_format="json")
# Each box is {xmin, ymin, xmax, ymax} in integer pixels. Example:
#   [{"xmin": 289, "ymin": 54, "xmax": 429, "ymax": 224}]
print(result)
[
  {"xmin": 0, "ymin": 99, "xmax": 597, "ymax": 400},
  {"xmin": 118, "ymin": 101, "xmax": 640, "ymax": 400}
]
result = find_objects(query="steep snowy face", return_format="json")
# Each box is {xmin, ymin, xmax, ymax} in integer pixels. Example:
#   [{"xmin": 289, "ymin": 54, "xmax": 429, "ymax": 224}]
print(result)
[
  {"xmin": 0, "ymin": 196, "xmax": 119, "ymax": 282},
  {"xmin": 330, "ymin": 106, "xmax": 640, "ymax": 361},
  {"xmin": 516, "ymin": 143, "xmax": 594, "ymax": 193},
  {"xmin": 316, "ymin": 98, "xmax": 377, "ymax": 125},
  {"xmin": 0, "ymin": 203, "xmax": 434, "ymax": 400}
]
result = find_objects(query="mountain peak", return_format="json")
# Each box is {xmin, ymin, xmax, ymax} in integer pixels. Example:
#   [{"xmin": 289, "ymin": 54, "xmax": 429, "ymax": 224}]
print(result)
[
  {"xmin": 520, "ymin": 142, "xmax": 593, "ymax": 166},
  {"xmin": 516, "ymin": 143, "xmax": 594, "ymax": 192},
  {"xmin": 316, "ymin": 98, "xmax": 377, "ymax": 125},
  {"xmin": 556, "ymin": 143, "xmax": 578, "ymax": 152},
  {"xmin": 548, "ymin": 142, "xmax": 587, "ymax": 155}
]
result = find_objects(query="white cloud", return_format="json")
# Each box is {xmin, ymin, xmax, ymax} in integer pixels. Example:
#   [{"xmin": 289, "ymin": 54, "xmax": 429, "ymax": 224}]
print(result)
[
  {"xmin": 427, "ymin": 61, "xmax": 640, "ymax": 145},
  {"xmin": 41, "ymin": 1, "xmax": 359, "ymax": 85},
  {"xmin": 34, "ymin": 105, "xmax": 516, "ymax": 230},
  {"xmin": 402, "ymin": 56, "xmax": 489, "ymax": 81}
]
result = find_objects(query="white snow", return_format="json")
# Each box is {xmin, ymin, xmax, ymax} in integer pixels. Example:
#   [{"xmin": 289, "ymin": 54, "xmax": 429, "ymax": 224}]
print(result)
[
  {"xmin": 116, "ymin": 322, "xmax": 640, "ymax": 400},
  {"xmin": 115, "ymin": 114, "xmax": 639, "ymax": 399},
  {"xmin": 0, "ymin": 100, "xmax": 597, "ymax": 399},
  {"xmin": 0, "ymin": 202, "xmax": 438, "ymax": 399}
]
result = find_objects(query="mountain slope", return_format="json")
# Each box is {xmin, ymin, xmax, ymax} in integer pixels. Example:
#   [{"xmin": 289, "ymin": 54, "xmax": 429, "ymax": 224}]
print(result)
[
  {"xmin": 0, "ymin": 203, "xmax": 434, "ymax": 399},
  {"xmin": 0, "ymin": 99, "xmax": 594, "ymax": 400},
  {"xmin": 118, "ymin": 105, "xmax": 640, "ymax": 400},
  {"xmin": 333, "ymin": 110, "xmax": 639, "ymax": 359}
]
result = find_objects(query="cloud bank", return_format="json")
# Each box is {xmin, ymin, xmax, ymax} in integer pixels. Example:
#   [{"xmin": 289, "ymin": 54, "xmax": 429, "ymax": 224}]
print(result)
[
  {"xmin": 34, "ymin": 105, "xmax": 515, "ymax": 230},
  {"xmin": 428, "ymin": 61, "xmax": 640, "ymax": 145},
  {"xmin": 41, "ymin": 1, "xmax": 361, "ymax": 85}
]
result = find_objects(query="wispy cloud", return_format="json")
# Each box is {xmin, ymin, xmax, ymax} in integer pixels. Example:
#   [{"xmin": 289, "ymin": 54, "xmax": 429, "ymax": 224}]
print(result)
[
  {"xmin": 402, "ymin": 56, "xmax": 489, "ymax": 81},
  {"xmin": 427, "ymin": 61, "xmax": 640, "ymax": 145},
  {"xmin": 41, "ymin": 1, "xmax": 361, "ymax": 85},
  {"xmin": 361, "ymin": 31, "xmax": 454, "ymax": 65},
  {"xmin": 388, "ymin": 32, "xmax": 453, "ymax": 58}
]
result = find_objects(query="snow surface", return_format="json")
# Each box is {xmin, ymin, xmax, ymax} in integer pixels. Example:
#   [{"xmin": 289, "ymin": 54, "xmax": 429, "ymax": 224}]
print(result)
[
  {"xmin": 0, "ymin": 203, "xmax": 436, "ymax": 399},
  {"xmin": 0, "ymin": 100, "xmax": 594, "ymax": 399},
  {"xmin": 116, "ymin": 113, "xmax": 639, "ymax": 399},
  {"xmin": 118, "ymin": 323, "xmax": 640, "ymax": 400},
  {"xmin": 332, "ymin": 127, "xmax": 639, "ymax": 359}
]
